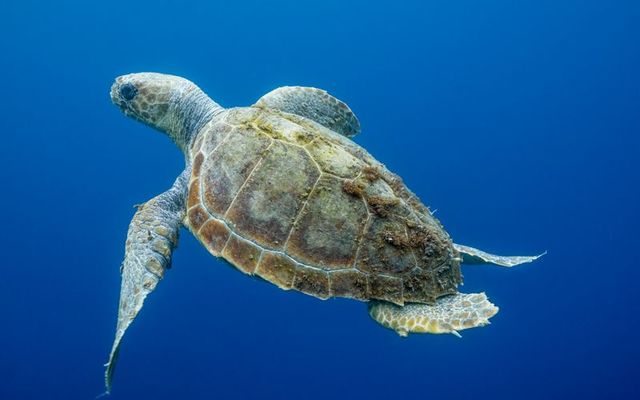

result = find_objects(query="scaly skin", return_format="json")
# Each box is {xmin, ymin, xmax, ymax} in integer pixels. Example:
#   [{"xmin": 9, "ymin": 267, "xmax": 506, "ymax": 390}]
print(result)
[
  {"xmin": 104, "ymin": 169, "xmax": 189, "ymax": 393},
  {"xmin": 104, "ymin": 72, "xmax": 543, "ymax": 394},
  {"xmin": 254, "ymin": 86, "xmax": 361, "ymax": 137},
  {"xmin": 369, "ymin": 292, "xmax": 499, "ymax": 337},
  {"xmin": 105, "ymin": 73, "xmax": 222, "ymax": 394},
  {"xmin": 110, "ymin": 72, "xmax": 223, "ymax": 155}
]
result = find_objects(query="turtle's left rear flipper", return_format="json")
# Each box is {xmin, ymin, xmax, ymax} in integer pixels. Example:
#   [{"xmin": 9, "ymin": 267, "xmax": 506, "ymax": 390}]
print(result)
[
  {"xmin": 369, "ymin": 293, "xmax": 499, "ymax": 337},
  {"xmin": 454, "ymin": 243, "xmax": 545, "ymax": 267},
  {"xmin": 104, "ymin": 170, "xmax": 188, "ymax": 394}
]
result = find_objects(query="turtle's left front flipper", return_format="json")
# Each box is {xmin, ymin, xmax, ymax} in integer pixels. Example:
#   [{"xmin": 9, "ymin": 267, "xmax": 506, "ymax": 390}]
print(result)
[
  {"xmin": 104, "ymin": 169, "xmax": 189, "ymax": 394},
  {"xmin": 454, "ymin": 243, "xmax": 545, "ymax": 267}
]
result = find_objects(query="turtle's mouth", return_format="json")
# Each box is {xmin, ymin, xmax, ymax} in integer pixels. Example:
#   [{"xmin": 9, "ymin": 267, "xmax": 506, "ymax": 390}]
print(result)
[{"xmin": 110, "ymin": 81, "xmax": 126, "ymax": 107}]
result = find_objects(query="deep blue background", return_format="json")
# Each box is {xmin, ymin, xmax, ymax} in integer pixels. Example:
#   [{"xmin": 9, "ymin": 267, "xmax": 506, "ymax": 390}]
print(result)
[{"xmin": 1, "ymin": 1, "xmax": 639, "ymax": 398}]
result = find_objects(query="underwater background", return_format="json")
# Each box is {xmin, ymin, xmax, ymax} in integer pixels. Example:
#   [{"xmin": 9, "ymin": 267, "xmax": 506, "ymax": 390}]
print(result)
[{"xmin": 1, "ymin": 0, "xmax": 639, "ymax": 398}]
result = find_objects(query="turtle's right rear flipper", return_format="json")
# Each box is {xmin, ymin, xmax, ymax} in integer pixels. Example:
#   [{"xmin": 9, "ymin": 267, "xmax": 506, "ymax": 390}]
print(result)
[{"xmin": 454, "ymin": 243, "xmax": 545, "ymax": 267}]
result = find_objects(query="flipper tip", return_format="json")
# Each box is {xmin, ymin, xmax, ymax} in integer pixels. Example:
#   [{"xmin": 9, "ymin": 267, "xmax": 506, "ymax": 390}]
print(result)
[{"xmin": 454, "ymin": 243, "xmax": 547, "ymax": 267}]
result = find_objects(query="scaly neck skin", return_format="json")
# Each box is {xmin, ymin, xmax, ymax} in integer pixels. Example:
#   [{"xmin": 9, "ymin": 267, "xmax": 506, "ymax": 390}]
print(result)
[
  {"xmin": 112, "ymin": 73, "xmax": 226, "ymax": 162},
  {"xmin": 162, "ymin": 85, "xmax": 224, "ymax": 158}
]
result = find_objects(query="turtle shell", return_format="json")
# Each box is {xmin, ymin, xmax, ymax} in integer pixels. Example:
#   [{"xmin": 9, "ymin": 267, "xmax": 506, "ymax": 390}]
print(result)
[{"xmin": 186, "ymin": 107, "xmax": 461, "ymax": 305}]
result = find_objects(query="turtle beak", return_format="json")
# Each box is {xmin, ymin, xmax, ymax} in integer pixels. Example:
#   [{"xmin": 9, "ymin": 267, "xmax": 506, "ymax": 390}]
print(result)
[
  {"xmin": 110, "ymin": 78, "xmax": 135, "ymax": 116},
  {"xmin": 110, "ymin": 79, "xmax": 125, "ymax": 108}
]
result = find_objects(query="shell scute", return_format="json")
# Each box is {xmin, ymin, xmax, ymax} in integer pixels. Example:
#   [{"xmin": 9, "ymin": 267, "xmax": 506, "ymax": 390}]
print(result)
[
  {"xmin": 368, "ymin": 274, "xmax": 404, "ymax": 305},
  {"xmin": 255, "ymin": 252, "xmax": 296, "ymax": 290},
  {"xmin": 305, "ymin": 137, "xmax": 363, "ymax": 178},
  {"xmin": 187, "ymin": 205, "xmax": 208, "ymax": 231},
  {"xmin": 292, "ymin": 265, "xmax": 330, "ymax": 299},
  {"xmin": 192, "ymin": 152, "xmax": 204, "ymax": 177},
  {"xmin": 201, "ymin": 127, "xmax": 271, "ymax": 216},
  {"xmin": 286, "ymin": 175, "xmax": 368, "ymax": 270},
  {"xmin": 199, "ymin": 119, "xmax": 232, "ymax": 156},
  {"xmin": 198, "ymin": 218, "xmax": 231, "ymax": 256},
  {"xmin": 402, "ymin": 268, "xmax": 436, "ymax": 304},
  {"xmin": 252, "ymin": 111, "xmax": 315, "ymax": 145},
  {"xmin": 356, "ymin": 217, "xmax": 417, "ymax": 275},
  {"xmin": 329, "ymin": 270, "xmax": 370, "ymax": 300},
  {"xmin": 222, "ymin": 234, "xmax": 262, "ymax": 274},
  {"xmin": 225, "ymin": 141, "xmax": 320, "ymax": 249},
  {"xmin": 188, "ymin": 108, "xmax": 461, "ymax": 304},
  {"xmin": 187, "ymin": 179, "xmax": 200, "ymax": 209}
]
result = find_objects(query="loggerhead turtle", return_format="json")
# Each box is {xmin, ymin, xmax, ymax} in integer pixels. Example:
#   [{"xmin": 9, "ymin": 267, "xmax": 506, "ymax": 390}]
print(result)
[{"xmin": 105, "ymin": 72, "xmax": 543, "ymax": 393}]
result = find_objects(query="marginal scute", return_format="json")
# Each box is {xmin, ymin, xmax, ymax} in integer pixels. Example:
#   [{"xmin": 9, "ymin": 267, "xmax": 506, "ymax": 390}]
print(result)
[
  {"xmin": 329, "ymin": 270, "xmax": 370, "ymax": 300},
  {"xmin": 188, "ymin": 108, "xmax": 461, "ymax": 305},
  {"xmin": 187, "ymin": 179, "xmax": 200, "ymax": 209},
  {"xmin": 369, "ymin": 274, "xmax": 403, "ymax": 305},
  {"xmin": 293, "ymin": 265, "xmax": 330, "ymax": 299},
  {"xmin": 402, "ymin": 268, "xmax": 436, "ymax": 304},
  {"xmin": 187, "ymin": 205, "xmax": 208, "ymax": 231},
  {"xmin": 286, "ymin": 175, "xmax": 367, "ymax": 269},
  {"xmin": 199, "ymin": 218, "xmax": 231, "ymax": 256},
  {"xmin": 192, "ymin": 153, "xmax": 204, "ymax": 178},
  {"xmin": 226, "ymin": 141, "xmax": 320, "ymax": 249},
  {"xmin": 222, "ymin": 234, "xmax": 262, "ymax": 274},
  {"xmin": 201, "ymin": 127, "xmax": 271, "ymax": 216},
  {"xmin": 255, "ymin": 251, "xmax": 296, "ymax": 289},
  {"xmin": 433, "ymin": 261, "xmax": 460, "ymax": 296}
]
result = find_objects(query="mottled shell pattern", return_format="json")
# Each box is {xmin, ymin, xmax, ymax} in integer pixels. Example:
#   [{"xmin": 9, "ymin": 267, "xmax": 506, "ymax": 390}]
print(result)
[{"xmin": 186, "ymin": 107, "xmax": 461, "ymax": 305}]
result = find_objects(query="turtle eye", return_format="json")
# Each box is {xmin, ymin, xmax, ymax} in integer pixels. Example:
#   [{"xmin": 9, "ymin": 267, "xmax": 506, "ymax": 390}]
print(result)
[{"xmin": 120, "ymin": 83, "xmax": 138, "ymax": 101}]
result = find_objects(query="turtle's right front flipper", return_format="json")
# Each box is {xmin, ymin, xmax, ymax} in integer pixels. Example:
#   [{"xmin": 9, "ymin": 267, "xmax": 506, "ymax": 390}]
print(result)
[
  {"xmin": 454, "ymin": 243, "xmax": 545, "ymax": 267},
  {"xmin": 104, "ymin": 170, "xmax": 189, "ymax": 394},
  {"xmin": 253, "ymin": 86, "xmax": 361, "ymax": 138}
]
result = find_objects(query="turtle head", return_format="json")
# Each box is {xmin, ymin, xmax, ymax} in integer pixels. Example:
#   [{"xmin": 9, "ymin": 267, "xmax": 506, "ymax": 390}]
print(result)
[{"xmin": 110, "ymin": 72, "xmax": 222, "ymax": 153}]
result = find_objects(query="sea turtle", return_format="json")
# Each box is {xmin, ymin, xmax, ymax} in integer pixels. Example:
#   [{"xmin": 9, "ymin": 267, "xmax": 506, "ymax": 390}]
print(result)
[{"xmin": 104, "ymin": 72, "xmax": 543, "ymax": 393}]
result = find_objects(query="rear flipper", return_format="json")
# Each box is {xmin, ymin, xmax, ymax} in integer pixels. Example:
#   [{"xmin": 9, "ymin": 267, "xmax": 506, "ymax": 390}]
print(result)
[
  {"xmin": 454, "ymin": 243, "xmax": 545, "ymax": 267},
  {"xmin": 369, "ymin": 293, "xmax": 499, "ymax": 337}
]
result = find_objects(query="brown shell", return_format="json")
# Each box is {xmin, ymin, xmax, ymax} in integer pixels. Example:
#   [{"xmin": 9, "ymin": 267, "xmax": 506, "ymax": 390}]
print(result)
[{"xmin": 186, "ymin": 107, "xmax": 461, "ymax": 305}]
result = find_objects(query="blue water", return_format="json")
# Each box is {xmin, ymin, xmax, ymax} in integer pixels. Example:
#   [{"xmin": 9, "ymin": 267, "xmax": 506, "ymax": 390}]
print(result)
[{"xmin": 1, "ymin": 1, "xmax": 639, "ymax": 398}]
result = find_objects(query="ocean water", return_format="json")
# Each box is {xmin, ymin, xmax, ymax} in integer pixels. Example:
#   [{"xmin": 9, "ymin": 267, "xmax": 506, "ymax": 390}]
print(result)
[{"xmin": 1, "ymin": 1, "xmax": 639, "ymax": 398}]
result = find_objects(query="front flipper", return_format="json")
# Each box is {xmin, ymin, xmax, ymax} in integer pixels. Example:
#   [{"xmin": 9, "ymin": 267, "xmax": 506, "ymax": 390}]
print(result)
[
  {"xmin": 254, "ymin": 86, "xmax": 361, "ymax": 137},
  {"xmin": 369, "ymin": 293, "xmax": 499, "ymax": 337},
  {"xmin": 454, "ymin": 243, "xmax": 545, "ymax": 267},
  {"xmin": 104, "ymin": 170, "xmax": 189, "ymax": 394}
]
